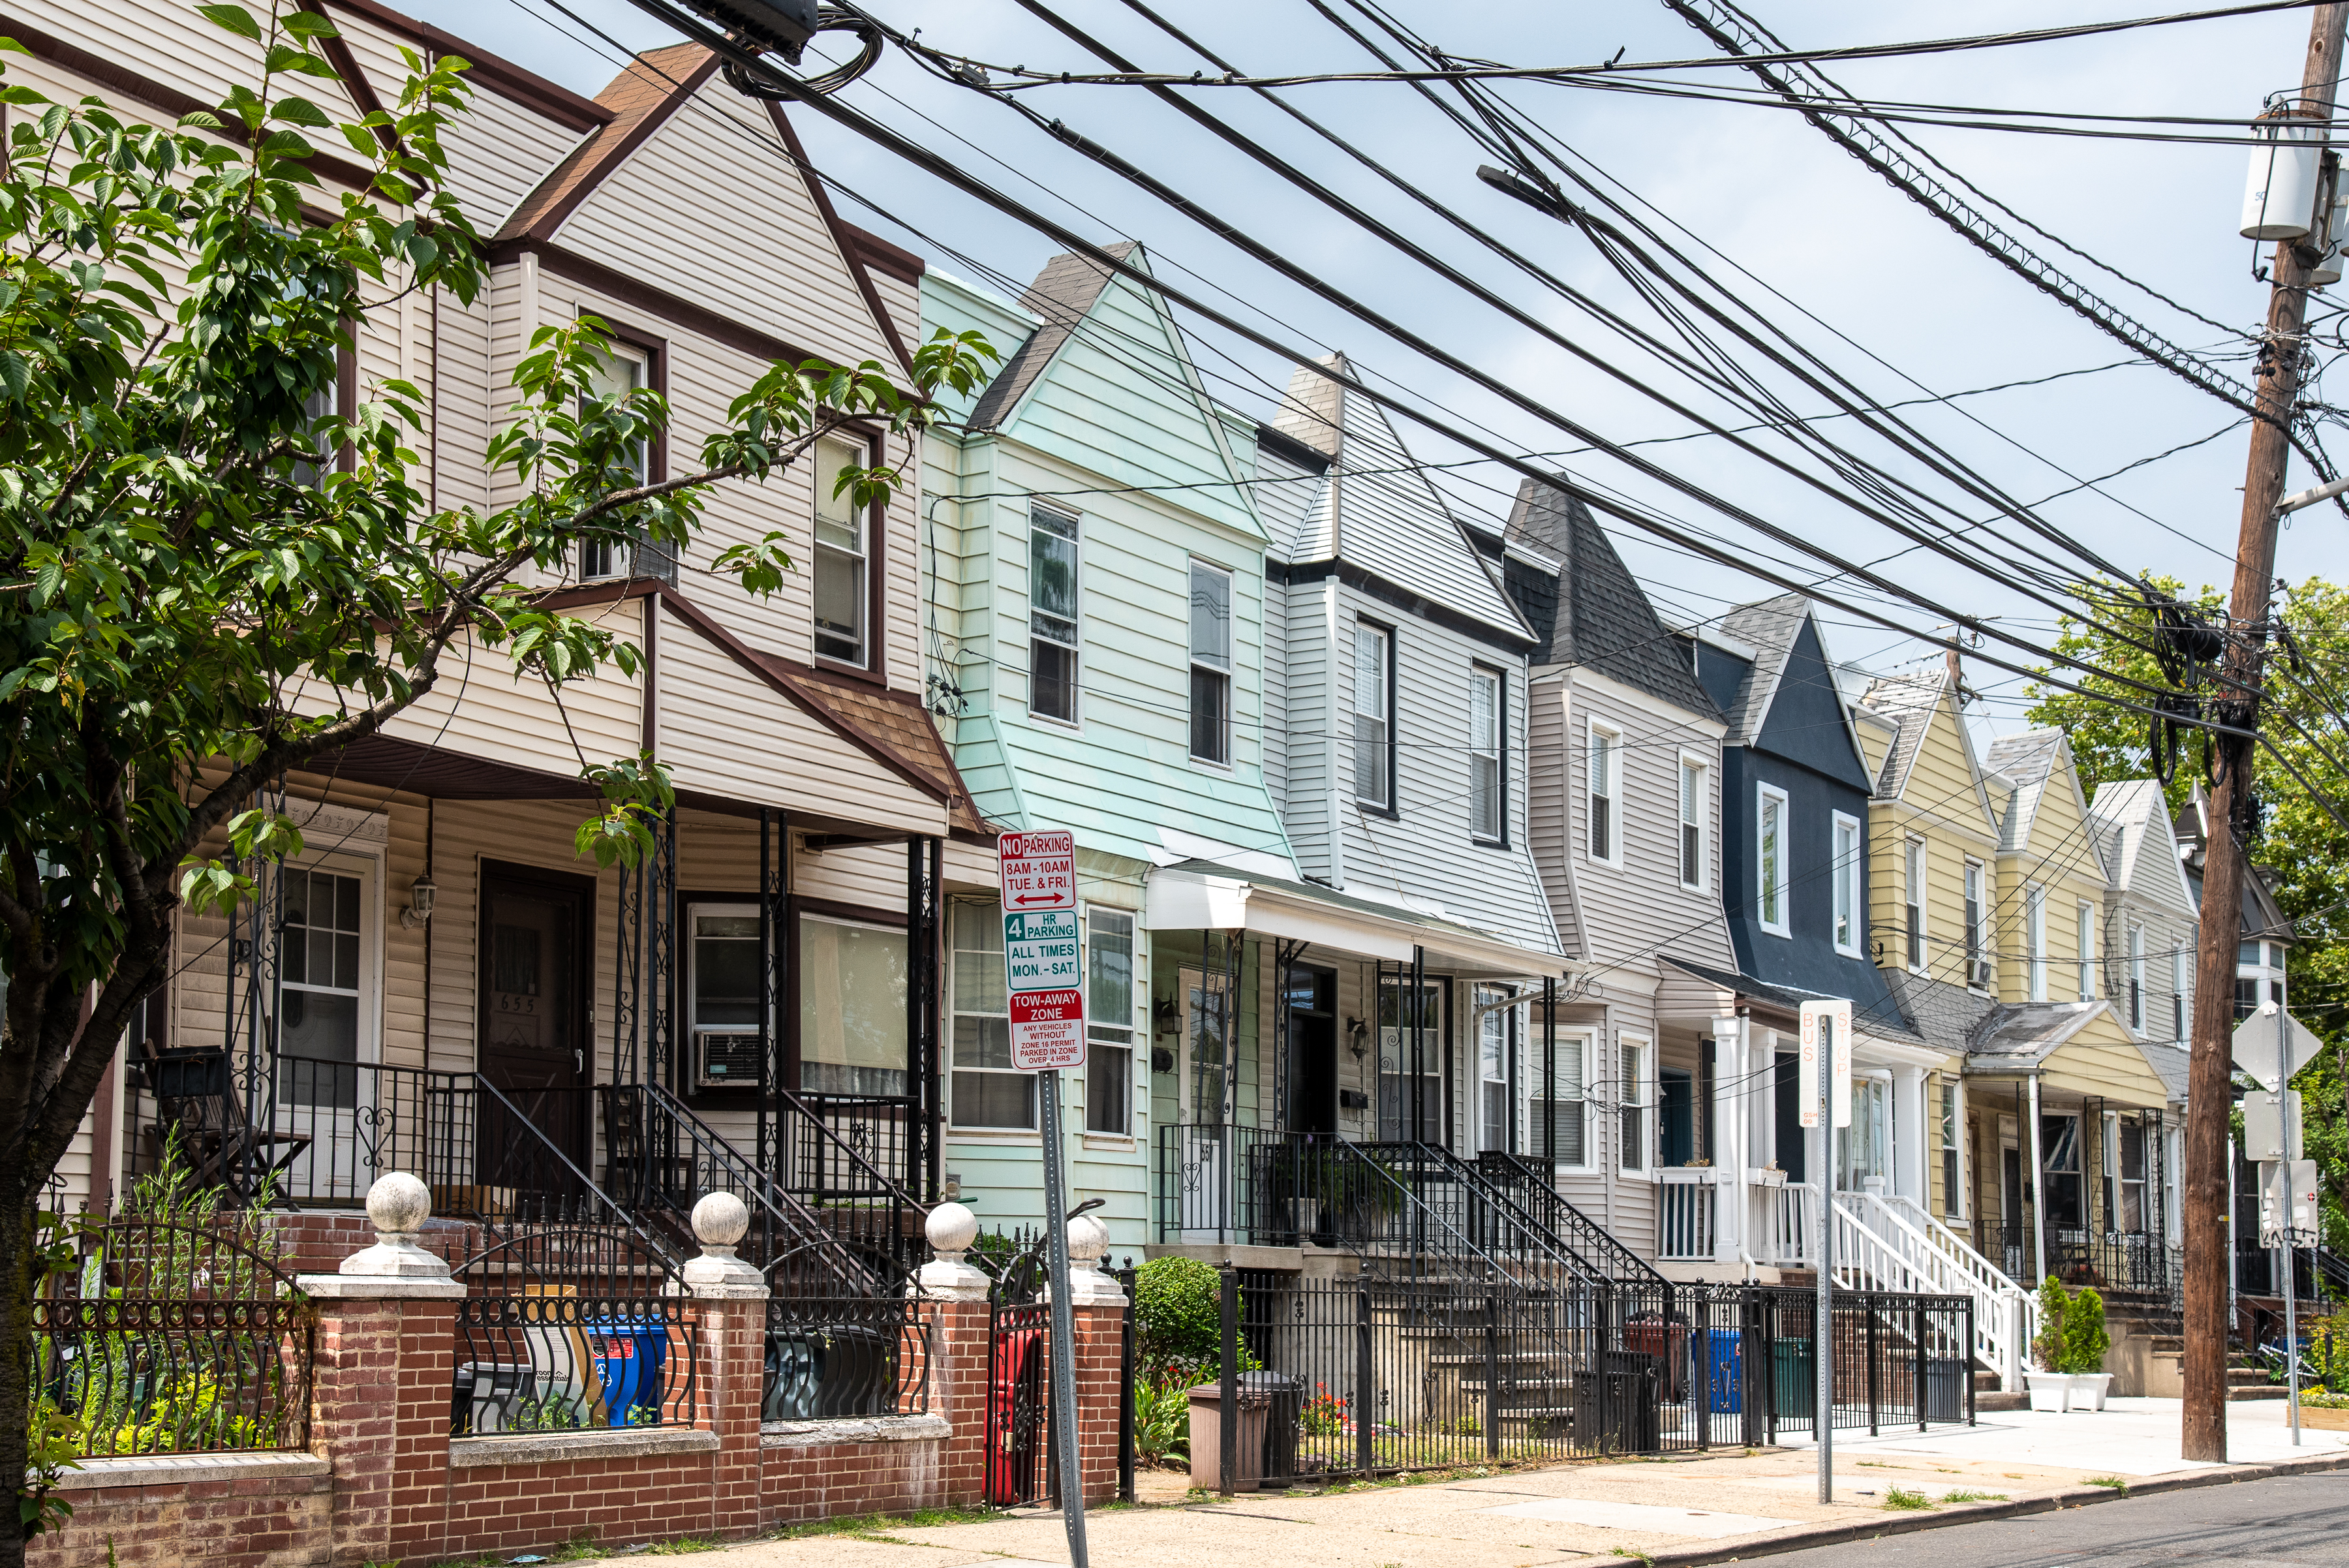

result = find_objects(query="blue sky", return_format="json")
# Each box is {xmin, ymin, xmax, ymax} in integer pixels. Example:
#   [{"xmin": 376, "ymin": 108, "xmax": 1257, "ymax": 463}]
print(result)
[{"xmin": 393, "ymin": 0, "xmax": 2344, "ymax": 724}]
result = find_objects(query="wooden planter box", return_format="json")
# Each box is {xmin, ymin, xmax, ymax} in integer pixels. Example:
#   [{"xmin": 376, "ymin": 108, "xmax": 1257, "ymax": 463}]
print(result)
[{"xmin": 2297, "ymin": 1403, "xmax": 2349, "ymax": 1430}]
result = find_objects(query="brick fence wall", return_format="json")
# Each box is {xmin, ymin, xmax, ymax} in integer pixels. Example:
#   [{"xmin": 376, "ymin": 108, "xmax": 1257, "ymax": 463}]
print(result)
[{"xmin": 33, "ymin": 1242, "xmax": 1125, "ymax": 1568}]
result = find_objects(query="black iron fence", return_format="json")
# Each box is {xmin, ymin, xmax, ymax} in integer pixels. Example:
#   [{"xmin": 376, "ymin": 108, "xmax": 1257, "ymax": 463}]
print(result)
[
  {"xmin": 33, "ymin": 1214, "xmax": 315, "ymax": 1458},
  {"xmin": 764, "ymin": 1295, "xmax": 930, "ymax": 1422},
  {"xmin": 1156, "ymin": 1273, "xmax": 1975, "ymax": 1486},
  {"xmin": 1984, "ymin": 1221, "xmax": 2177, "ymax": 1297},
  {"xmin": 450, "ymin": 1223, "xmax": 695, "ymax": 1436}
]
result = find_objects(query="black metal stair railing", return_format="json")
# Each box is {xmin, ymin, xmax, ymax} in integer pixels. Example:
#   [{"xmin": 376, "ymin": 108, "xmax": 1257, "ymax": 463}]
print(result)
[
  {"xmin": 1398, "ymin": 1142, "xmax": 1603, "ymax": 1287},
  {"xmin": 1477, "ymin": 1150, "xmax": 1667, "ymax": 1285},
  {"xmin": 606, "ymin": 1082, "xmax": 892, "ymax": 1296}
]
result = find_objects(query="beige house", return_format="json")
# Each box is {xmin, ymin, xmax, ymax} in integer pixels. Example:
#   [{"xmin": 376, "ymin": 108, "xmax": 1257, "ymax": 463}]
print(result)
[{"xmin": 32, "ymin": 0, "xmax": 990, "ymax": 1272}]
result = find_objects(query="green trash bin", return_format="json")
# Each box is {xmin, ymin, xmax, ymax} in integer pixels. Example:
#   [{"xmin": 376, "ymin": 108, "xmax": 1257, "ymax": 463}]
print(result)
[{"xmin": 1772, "ymin": 1340, "xmax": 1815, "ymax": 1422}]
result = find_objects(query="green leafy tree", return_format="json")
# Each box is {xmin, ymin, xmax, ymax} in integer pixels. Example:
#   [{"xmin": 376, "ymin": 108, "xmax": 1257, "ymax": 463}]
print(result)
[
  {"xmin": 2025, "ymin": 576, "xmax": 2349, "ymax": 1255},
  {"xmin": 0, "ymin": 6, "xmax": 994, "ymax": 1546}
]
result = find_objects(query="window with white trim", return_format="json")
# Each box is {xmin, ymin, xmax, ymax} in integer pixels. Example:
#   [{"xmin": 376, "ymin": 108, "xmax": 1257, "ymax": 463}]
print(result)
[
  {"xmin": 1757, "ymin": 785, "xmax": 1789, "ymax": 936},
  {"xmin": 278, "ymin": 865, "xmax": 372, "ymax": 1108},
  {"xmin": 1904, "ymin": 838, "xmax": 1927, "ymax": 971},
  {"xmin": 1963, "ymin": 859, "xmax": 1989, "ymax": 989},
  {"xmin": 949, "ymin": 899, "xmax": 1034, "ymax": 1129},
  {"xmin": 2172, "ymin": 945, "xmax": 2190, "ymax": 1040},
  {"xmin": 576, "ymin": 339, "xmax": 658, "ymax": 583},
  {"xmin": 1188, "ymin": 561, "xmax": 1232, "ymax": 765},
  {"xmin": 1475, "ymin": 983, "xmax": 1514, "ymax": 1152},
  {"xmin": 1618, "ymin": 1038, "xmax": 1650, "ymax": 1173},
  {"xmin": 812, "ymin": 434, "xmax": 869, "ymax": 665},
  {"xmin": 1531, "ymin": 1032, "xmax": 1588, "ymax": 1167},
  {"xmin": 1679, "ymin": 758, "xmax": 1706, "ymax": 889},
  {"xmin": 1084, "ymin": 906, "xmax": 1135, "ymax": 1135},
  {"xmin": 1832, "ymin": 812, "xmax": 1861, "ymax": 955},
  {"xmin": 1587, "ymin": 722, "xmax": 1620, "ymax": 863},
  {"xmin": 1028, "ymin": 505, "xmax": 1080, "ymax": 724},
  {"xmin": 2026, "ymin": 884, "xmax": 2048, "ymax": 1001},
  {"xmin": 1940, "ymin": 1079, "xmax": 1965, "ymax": 1221},
  {"xmin": 1470, "ymin": 668, "xmax": 1503, "ymax": 842},
  {"xmin": 1352, "ymin": 621, "xmax": 1392, "ymax": 808},
  {"xmin": 2076, "ymin": 901, "xmax": 2096, "ymax": 1002},
  {"xmin": 2129, "ymin": 923, "xmax": 2147, "ymax": 1032}
]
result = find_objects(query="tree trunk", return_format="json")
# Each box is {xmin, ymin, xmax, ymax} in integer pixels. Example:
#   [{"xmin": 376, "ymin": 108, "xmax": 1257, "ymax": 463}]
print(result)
[{"xmin": 1, "ymin": 1137, "xmax": 42, "ymax": 1568}]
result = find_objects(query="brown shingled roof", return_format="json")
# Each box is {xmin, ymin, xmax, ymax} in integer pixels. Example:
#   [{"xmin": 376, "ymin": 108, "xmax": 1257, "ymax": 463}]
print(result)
[
  {"xmin": 769, "ymin": 662, "xmax": 996, "ymax": 839},
  {"xmin": 495, "ymin": 44, "xmax": 720, "ymax": 247}
]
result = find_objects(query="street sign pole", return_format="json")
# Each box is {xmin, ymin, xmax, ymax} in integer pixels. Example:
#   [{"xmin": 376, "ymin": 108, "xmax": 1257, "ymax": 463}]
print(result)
[
  {"xmin": 2281, "ymin": 976, "xmax": 2299, "ymax": 1448},
  {"xmin": 997, "ymin": 829, "xmax": 1088, "ymax": 1563},
  {"xmin": 1799, "ymin": 999, "xmax": 1850, "ymax": 1505}
]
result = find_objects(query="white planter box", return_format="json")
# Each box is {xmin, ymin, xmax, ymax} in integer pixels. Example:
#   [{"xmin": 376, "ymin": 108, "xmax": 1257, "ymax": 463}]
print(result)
[
  {"xmin": 2072, "ymin": 1372, "xmax": 2112, "ymax": 1411},
  {"xmin": 2023, "ymin": 1371, "xmax": 2073, "ymax": 1413}
]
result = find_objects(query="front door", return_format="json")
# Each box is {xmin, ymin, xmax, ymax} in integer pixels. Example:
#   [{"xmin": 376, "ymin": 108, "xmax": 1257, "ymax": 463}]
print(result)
[
  {"xmin": 1285, "ymin": 964, "xmax": 1338, "ymax": 1137},
  {"xmin": 1659, "ymin": 1069, "xmax": 1695, "ymax": 1167},
  {"xmin": 476, "ymin": 861, "xmax": 594, "ymax": 1202}
]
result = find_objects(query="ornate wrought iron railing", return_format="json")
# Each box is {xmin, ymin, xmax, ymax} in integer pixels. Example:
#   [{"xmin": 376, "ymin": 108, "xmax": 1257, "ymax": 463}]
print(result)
[{"xmin": 763, "ymin": 1295, "xmax": 929, "ymax": 1422}]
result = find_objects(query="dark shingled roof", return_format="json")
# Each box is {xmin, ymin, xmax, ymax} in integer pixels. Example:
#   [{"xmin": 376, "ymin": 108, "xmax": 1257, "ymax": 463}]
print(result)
[
  {"xmin": 964, "ymin": 242, "xmax": 1137, "ymax": 433},
  {"xmin": 1505, "ymin": 478, "xmax": 1718, "ymax": 720},
  {"xmin": 1715, "ymin": 594, "xmax": 1811, "ymax": 744}
]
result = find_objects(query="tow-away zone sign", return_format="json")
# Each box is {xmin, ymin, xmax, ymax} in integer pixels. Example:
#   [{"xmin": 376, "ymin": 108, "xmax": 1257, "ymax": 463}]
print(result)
[{"xmin": 1009, "ymin": 989, "xmax": 1086, "ymax": 1071}]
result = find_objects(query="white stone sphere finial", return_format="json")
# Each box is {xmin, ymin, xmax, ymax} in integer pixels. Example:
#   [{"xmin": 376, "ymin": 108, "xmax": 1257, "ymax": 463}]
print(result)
[
  {"xmin": 1066, "ymin": 1212, "xmax": 1110, "ymax": 1266},
  {"xmin": 926, "ymin": 1201, "xmax": 979, "ymax": 1262},
  {"xmin": 692, "ymin": 1191, "xmax": 751, "ymax": 1254},
  {"xmin": 365, "ymin": 1172, "xmax": 431, "ymax": 1239}
]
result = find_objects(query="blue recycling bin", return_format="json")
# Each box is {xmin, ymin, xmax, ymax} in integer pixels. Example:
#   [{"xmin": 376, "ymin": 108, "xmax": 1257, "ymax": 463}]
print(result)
[
  {"xmin": 586, "ymin": 1317, "xmax": 669, "ymax": 1426},
  {"xmin": 1704, "ymin": 1327, "xmax": 1743, "ymax": 1415}
]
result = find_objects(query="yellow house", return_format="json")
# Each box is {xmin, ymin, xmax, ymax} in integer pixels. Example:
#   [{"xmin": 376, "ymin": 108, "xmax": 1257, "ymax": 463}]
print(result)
[{"xmin": 1858, "ymin": 670, "xmax": 2174, "ymax": 1299}]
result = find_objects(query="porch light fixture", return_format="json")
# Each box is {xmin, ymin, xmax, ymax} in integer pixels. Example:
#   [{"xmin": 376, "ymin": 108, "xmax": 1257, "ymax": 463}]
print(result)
[
  {"xmin": 1152, "ymin": 995, "xmax": 1181, "ymax": 1038},
  {"xmin": 401, "ymin": 870, "xmax": 436, "ymax": 930},
  {"xmin": 1346, "ymin": 1016, "xmax": 1369, "ymax": 1061}
]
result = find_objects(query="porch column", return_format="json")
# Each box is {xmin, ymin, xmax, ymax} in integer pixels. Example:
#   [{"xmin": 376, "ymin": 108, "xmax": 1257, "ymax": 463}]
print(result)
[
  {"xmin": 1892, "ymin": 1066, "xmax": 1927, "ymax": 1206},
  {"xmin": 914, "ymin": 1203, "xmax": 995, "ymax": 1511},
  {"xmin": 1711, "ymin": 1015, "xmax": 1743, "ymax": 1266}
]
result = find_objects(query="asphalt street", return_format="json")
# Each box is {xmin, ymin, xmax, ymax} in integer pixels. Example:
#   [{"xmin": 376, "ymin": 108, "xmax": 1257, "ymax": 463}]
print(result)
[{"xmin": 1744, "ymin": 1473, "xmax": 2349, "ymax": 1567}]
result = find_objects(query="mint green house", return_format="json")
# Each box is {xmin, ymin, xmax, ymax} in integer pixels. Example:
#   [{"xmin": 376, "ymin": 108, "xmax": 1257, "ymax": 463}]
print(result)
[{"xmin": 921, "ymin": 245, "xmax": 1293, "ymax": 1248}]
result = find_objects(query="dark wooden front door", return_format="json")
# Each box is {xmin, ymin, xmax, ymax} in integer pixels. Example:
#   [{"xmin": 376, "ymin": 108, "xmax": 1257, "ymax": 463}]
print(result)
[
  {"xmin": 476, "ymin": 861, "xmax": 594, "ymax": 1191},
  {"xmin": 1284, "ymin": 964, "xmax": 1338, "ymax": 1136}
]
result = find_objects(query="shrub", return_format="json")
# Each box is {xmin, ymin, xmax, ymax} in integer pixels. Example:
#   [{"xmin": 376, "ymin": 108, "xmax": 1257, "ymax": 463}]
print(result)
[
  {"xmin": 1133, "ymin": 1374, "xmax": 1190, "ymax": 1464},
  {"xmin": 2031, "ymin": 1275, "xmax": 2070, "ymax": 1372},
  {"xmin": 2060, "ymin": 1286, "xmax": 2109, "ymax": 1375},
  {"xmin": 1134, "ymin": 1257, "xmax": 1224, "ymax": 1369}
]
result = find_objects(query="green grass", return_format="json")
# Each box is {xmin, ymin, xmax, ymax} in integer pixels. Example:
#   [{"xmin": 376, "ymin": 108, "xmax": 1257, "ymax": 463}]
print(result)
[
  {"xmin": 2085, "ymin": 1475, "xmax": 2130, "ymax": 1494},
  {"xmin": 1881, "ymin": 1486, "xmax": 1936, "ymax": 1511},
  {"xmin": 645, "ymin": 1538, "xmax": 722, "ymax": 1556},
  {"xmin": 1941, "ymin": 1490, "xmax": 2008, "ymax": 1503}
]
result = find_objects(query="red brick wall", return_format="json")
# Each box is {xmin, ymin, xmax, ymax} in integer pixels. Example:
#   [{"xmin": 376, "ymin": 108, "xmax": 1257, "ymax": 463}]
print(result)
[
  {"xmin": 440, "ymin": 1447, "xmax": 731, "ymax": 1557},
  {"xmin": 1071, "ymin": 1302, "xmax": 1124, "ymax": 1505},
  {"xmin": 28, "ymin": 1469, "xmax": 330, "ymax": 1568},
  {"xmin": 759, "ymin": 1434, "xmax": 949, "ymax": 1526}
]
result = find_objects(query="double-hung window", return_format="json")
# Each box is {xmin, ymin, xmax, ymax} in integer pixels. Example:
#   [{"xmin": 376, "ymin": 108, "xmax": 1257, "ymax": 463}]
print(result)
[
  {"xmin": 2172, "ymin": 947, "xmax": 2190, "ymax": 1039},
  {"xmin": 1904, "ymin": 839, "xmax": 1927, "ymax": 970},
  {"xmin": 1588, "ymin": 724, "xmax": 1620, "ymax": 864},
  {"xmin": 798, "ymin": 914, "xmax": 906, "ymax": 1096},
  {"xmin": 1352, "ymin": 622, "xmax": 1392, "ymax": 808},
  {"xmin": 686, "ymin": 904, "xmax": 760, "ymax": 1090},
  {"xmin": 1679, "ymin": 758, "xmax": 1706, "ymax": 889},
  {"xmin": 2026, "ymin": 884, "xmax": 2048, "ymax": 1001},
  {"xmin": 1618, "ymin": 1039, "xmax": 1649, "ymax": 1173},
  {"xmin": 1475, "ymin": 985, "xmax": 1514, "ymax": 1152},
  {"xmin": 1188, "ymin": 561, "xmax": 1233, "ymax": 764},
  {"xmin": 949, "ymin": 900, "xmax": 1034, "ymax": 1128},
  {"xmin": 2129, "ymin": 923, "xmax": 2147, "ymax": 1032},
  {"xmin": 1530, "ymin": 1033, "xmax": 1588, "ymax": 1167},
  {"xmin": 2077, "ymin": 902, "xmax": 2097, "ymax": 1002},
  {"xmin": 577, "ymin": 339, "xmax": 662, "ymax": 582},
  {"xmin": 812, "ymin": 435, "xmax": 869, "ymax": 665},
  {"xmin": 1940, "ymin": 1079, "xmax": 1965, "ymax": 1220},
  {"xmin": 1028, "ymin": 506, "xmax": 1080, "ymax": 724},
  {"xmin": 1084, "ymin": 907, "xmax": 1135, "ymax": 1135},
  {"xmin": 1832, "ymin": 812, "xmax": 1861, "ymax": 955},
  {"xmin": 1963, "ymin": 859, "xmax": 1989, "ymax": 989},
  {"xmin": 1757, "ymin": 785, "xmax": 1788, "ymax": 936},
  {"xmin": 1469, "ymin": 668, "xmax": 1503, "ymax": 842},
  {"xmin": 279, "ymin": 867, "xmax": 369, "ymax": 1108}
]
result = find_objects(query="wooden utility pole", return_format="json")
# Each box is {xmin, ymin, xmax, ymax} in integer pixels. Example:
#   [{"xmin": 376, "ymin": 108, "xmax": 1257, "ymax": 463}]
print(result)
[{"xmin": 2184, "ymin": 0, "xmax": 2348, "ymax": 1464}]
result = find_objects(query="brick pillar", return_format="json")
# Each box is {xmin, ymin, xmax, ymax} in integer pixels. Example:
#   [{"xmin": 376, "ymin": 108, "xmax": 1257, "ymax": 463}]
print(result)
[
  {"xmin": 298, "ymin": 1174, "xmax": 466, "ymax": 1568},
  {"xmin": 1070, "ymin": 1301, "xmax": 1127, "ymax": 1504},
  {"xmin": 679, "ymin": 1196, "xmax": 770, "ymax": 1541},
  {"xmin": 910, "ymin": 1205, "xmax": 993, "ymax": 1510}
]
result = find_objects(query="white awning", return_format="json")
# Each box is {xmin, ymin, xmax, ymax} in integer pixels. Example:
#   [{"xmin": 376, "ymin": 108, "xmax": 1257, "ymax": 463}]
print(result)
[{"xmin": 1142, "ymin": 865, "xmax": 1566, "ymax": 979}]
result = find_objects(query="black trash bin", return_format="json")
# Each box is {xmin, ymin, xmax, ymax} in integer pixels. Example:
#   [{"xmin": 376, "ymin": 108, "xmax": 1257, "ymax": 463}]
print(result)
[
  {"xmin": 1240, "ymin": 1370, "xmax": 1306, "ymax": 1482},
  {"xmin": 1573, "ymin": 1356, "xmax": 1661, "ymax": 1454},
  {"xmin": 1921, "ymin": 1357, "xmax": 1965, "ymax": 1424}
]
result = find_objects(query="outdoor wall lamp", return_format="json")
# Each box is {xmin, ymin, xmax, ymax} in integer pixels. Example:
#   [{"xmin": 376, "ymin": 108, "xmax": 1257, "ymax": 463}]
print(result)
[
  {"xmin": 1152, "ymin": 995, "xmax": 1181, "ymax": 1038},
  {"xmin": 400, "ymin": 870, "xmax": 436, "ymax": 929},
  {"xmin": 1346, "ymin": 1016, "xmax": 1369, "ymax": 1060}
]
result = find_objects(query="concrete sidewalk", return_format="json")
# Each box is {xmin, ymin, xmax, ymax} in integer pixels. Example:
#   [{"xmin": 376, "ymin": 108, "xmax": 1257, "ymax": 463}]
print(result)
[{"xmin": 709, "ymin": 1400, "xmax": 2349, "ymax": 1568}]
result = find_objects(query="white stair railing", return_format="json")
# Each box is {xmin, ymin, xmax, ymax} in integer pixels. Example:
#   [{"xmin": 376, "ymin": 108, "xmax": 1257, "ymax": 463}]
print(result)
[
  {"xmin": 1658, "ymin": 1168, "xmax": 1717, "ymax": 1261},
  {"xmin": 1832, "ymin": 1190, "xmax": 2033, "ymax": 1387}
]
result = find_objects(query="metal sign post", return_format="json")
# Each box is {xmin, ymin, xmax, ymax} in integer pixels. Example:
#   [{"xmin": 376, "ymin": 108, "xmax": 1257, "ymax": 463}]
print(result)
[
  {"xmin": 998, "ymin": 830, "xmax": 1088, "ymax": 1565},
  {"xmin": 1800, "ymin": 1000, "xmax": 1851, "ymax": 1505}
]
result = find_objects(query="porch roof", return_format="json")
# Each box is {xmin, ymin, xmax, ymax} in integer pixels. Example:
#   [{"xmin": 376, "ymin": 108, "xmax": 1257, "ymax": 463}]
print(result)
[
  {"xmin": 1658, "ymin": 956, "xmax": 1933, "ymax": 1054},
  {"xmin": 1960, "ymin": 1000, "xmax": 2172, "ymax": 1108},
  {"xmin": 1143, "ymin": 860, "xmax": 1567, "ymax": 980}
]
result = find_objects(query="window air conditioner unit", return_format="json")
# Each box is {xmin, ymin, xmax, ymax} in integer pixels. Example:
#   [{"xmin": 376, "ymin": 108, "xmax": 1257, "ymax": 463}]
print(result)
[{"xmin": 696, "ymin": 1030, "xmax": 762, "ymax": 1090}]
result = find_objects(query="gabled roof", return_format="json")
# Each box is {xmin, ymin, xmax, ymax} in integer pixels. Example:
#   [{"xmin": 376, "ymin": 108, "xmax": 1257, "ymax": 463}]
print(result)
[
  {"xmin": 1983, "ymin": 729, "xmax": 2063, "ymax": 853},
  {"xmin": 495, "ymin": 44, "xmax": 720, "ymax": 247},
  {"xmin": 1967, "ymin": 999, "xmax": 2119, "ymax": 1068},
  {"xmin": 1856, "ymin": 669, "xmax": 1941, "ymax": 798},
  {"xmin": 1716, "ymin": 594, "xmax": 1809, "ymax": 744},
  {"xmin": 1268, "ymin": 356, "xmax": 1532, "ymax": 641},
  {"xmin": 2174, "ymin": 784, "xmax": 2297, "ymax": 940},
  {"xmin": 964, "ymin": 242, "xmax": 1136, "ymax": 433},
  {"xmin": 1504, "ymin": 478, "xmax": 1718, "ymax": 718}
]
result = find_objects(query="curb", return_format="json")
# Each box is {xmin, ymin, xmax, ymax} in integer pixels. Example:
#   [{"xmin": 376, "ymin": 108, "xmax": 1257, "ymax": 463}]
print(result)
[{"xmin": 1588, "ymin": 1448, "xmax": 2349, "ymax": 1566}]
